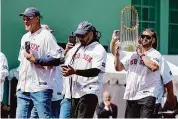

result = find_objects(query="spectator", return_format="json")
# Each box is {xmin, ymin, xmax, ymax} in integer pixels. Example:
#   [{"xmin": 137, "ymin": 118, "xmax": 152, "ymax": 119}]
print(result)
[{"xmin": 96, "ymin": 91, "xmax": 118, "ymax": 118}]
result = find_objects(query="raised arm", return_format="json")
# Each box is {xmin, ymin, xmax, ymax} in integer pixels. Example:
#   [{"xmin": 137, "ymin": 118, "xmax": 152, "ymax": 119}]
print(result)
[
  {"xmin": 114, "ymin": 48, "xmax": 125, "ymax": 71},
  {"xmin": 110, "ymin": 30, "xmax": 120, "ymax": 55}
]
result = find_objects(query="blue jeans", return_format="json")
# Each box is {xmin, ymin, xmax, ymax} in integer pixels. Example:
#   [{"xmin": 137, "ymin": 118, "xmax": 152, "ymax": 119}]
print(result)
[
  {"xmin": 51, "ymin": 99, "xmax": 62, "ymax": 118},
  {"xmin": 59, "ymin": 98, "xmax": 71, "ymax": 118},
  {"xmin": 30, "ymin": 107, "xmax": 38, "ymax": 118},
  {"xmin": 31, "ymin": 99, "xmax": 62, "ymax": 118},
  {"xmin": 16, "ymin": 89, "xmax": 53, "ymax": 118}
]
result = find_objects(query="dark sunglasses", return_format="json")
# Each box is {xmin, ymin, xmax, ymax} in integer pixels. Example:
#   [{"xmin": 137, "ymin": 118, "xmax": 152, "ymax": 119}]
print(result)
[
  {"xmin": 76, "ymin": 33, "xmax": 87, "ymax": 38},
  {"xmin": 23, "ymin": 17, "xmax": 34, "ymax": 21},
  {"xmin": 141, "ymin": 34, "xmax": 152, "ymax": 40}
]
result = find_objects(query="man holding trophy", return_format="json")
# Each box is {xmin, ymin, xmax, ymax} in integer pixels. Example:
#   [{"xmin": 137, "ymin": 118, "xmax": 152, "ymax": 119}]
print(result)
[{"xmin": 110, "ymin": 28, "xmax": 175, "ymax": 118}]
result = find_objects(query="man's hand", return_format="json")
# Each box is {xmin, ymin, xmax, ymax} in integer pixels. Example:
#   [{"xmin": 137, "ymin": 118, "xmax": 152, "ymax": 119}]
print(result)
[
  {"xmin": 112, "ymin": 30, "xmax": 120, "ymax": 41},
  {"xmin": 111, "ymin": 30, "xmax": 120, "ymax": 48},
  {"xmin": 64, "ymin": 42, "xmax": 74, "ymax": 55},
  {"xmin": 24, "ymin": 51, "xmax": 36, "ymax": 63},
  {"xmin": 2, "ymin": 105, "xmax": 10, "ymax": 111},
  {"xmin": 136, "ymin": 35, "xmax": 143, "ymax": 55},
  {"xmin": 61, "ymin": 65, "xmax": 76, "ymax": 77},
  {"xmin": 136, "ymin": 41, "xmax": 143, "ymax": 54},
  {"xmin": 110, "ymin": 30, "xmax": 120, "ymax": 55},
  {"xmin": 65, "ymin": 42, "xmax": 74, "ymax": 51},
  {"xmin": 104, "ymin": 101, "xmax": 111, "ymax": 111}
]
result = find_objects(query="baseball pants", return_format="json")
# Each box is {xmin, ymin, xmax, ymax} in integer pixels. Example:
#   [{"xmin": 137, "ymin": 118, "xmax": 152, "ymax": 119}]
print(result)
[
  {"xmin": 125, "ymin": 96, "xmax": 156, "ymax": 118},
  {"xmin": 71, "ymin": 94, "xmax": 98, "ymax": 118}
]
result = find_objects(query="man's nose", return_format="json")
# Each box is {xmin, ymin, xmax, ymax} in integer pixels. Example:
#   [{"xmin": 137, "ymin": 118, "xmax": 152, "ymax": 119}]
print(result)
[
  {"xmin": 24, "ymin": 20, "xmax": 28, "ymax": 23},
  {"xmin": 143, "ymin": 37, "xmax": 147, "ymax": 40}
]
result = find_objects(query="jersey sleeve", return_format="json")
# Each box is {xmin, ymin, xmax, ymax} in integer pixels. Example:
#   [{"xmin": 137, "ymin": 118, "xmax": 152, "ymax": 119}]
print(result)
[
  {"xmin": 44, "ymin": 33, "xmax": 64, "ymax": 58},
  {"xmin": 0, "ymin": 53, "xmax": 8, "ymax": 102},
  {"xmin": 18, "ymin": 36, "xmax": 26, "ymax": 62},
  {"xmin": 0, "ymin": 81, "xmax": 4, "ymax": 102},
  {"xmin": 18, "ymin": 46, "xmax": 24, "ymax": 62},
  {"xmin": 161, "ymin": 57, "xmax": 173, "ymax": 85},
  {"xmin": 120, "ymin": 52, "xmax": 132, "ymax": 71},
  {"xmin": 0, "ymin": 53, "xmax": 9, "ymax": 82},
  {"xmin": 91, "ymin": 47, "xmax": 107, "ymax": 72},
  {"xmin": 150, "ymin": 52, "xmax": 162, "ymax": 67}
]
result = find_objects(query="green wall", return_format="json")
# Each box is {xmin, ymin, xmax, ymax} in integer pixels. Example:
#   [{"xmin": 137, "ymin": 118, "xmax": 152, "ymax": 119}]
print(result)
[
  {"xmin": 2, "ymin": 0, "xmax": 131, "ymax": 104},
  {"xmin": 2, "ymin": 0, "xmax": 131, "ymax": 69},
  {"xmin": 160, "ymin": 0, "xmax": 169, "ymax": 54}
]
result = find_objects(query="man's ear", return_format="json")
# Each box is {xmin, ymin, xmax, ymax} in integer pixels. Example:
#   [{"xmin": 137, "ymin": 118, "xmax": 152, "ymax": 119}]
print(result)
[{"xmin": 36, "ymin": 16, "xmax": 40, "ymax": 21}]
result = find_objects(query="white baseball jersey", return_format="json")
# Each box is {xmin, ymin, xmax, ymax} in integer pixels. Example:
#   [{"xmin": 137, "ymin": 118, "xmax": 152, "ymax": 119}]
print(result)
[
  {"xmin": 0, "ymin": 52, "xmax": 9, "ymax": 102},
  {"xmin": 156, "ymin": 57, "xmax": 172, "ymax": 104},
  {"xmin": 63, "ymin": 42, "xmax": 107, "ymax": 99},
  {"xmin": 52, "ymin": 66, "xmax": 63, "ymax": 101},
  {"xmin": 17, "ymin": 28, "xmax": 63, "ymax": 92},
  {"xmin": 121, "ymin": 48, "xmax": 162, "ymax": 100}
]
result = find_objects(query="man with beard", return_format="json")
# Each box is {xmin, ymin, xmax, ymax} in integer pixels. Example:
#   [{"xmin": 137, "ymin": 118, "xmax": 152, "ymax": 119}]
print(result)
[
  {"xmin": 61, "ymin": 21, "xmax": 107, "ymax": 118},
  {"xmin": 110, "ymin": 28, "xmax": 173, "ymax": 118}
]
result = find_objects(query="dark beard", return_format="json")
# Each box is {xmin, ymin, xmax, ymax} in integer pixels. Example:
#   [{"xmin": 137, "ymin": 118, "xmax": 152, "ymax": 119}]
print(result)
[
  {"xmin": 80, "ymin": 42, "xmax": 86, "ymax": 46},
  {"xmin": 142, "ymin": 41, "xmax": 152, "ymax": 48}
]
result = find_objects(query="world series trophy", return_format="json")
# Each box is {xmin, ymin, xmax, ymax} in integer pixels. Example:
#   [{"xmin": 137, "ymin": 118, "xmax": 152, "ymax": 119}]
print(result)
[{"xmin": 119, "ymin": 5, "xmax": 139, "ymax": 52}]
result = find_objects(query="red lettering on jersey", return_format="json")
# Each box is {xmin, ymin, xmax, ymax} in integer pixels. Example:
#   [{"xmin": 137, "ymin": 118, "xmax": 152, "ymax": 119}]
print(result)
[
  {"xmin": 83, "ymin": 54, "xmax": 93, "ymax": 63},
  {"xmin": 130, "ymin": 60, "xmax": 133, "ymax": 65},
  {"xmin": 87, "ymin": 57, "xmax": 93, "ymax": 63},
  {"xmin": 139, "ymin": 60, "xmax": 145, "ymax": 66},
  {"xmin": 134, "ymin": 59, "xmax": 137, "ymax": 64},
  {"xmin": 30, "ymin": 43, "xmax": 40, "ymax": 51},
  {"xmin": 34, "ymin": 45, "xmax": 40, "ymax": 51},
  {"xmin": 130, "ymin": 59, "xmax": 138, "ymax": 65},
  {"xmin": 130, "ymin": 59, "xmax": 145, "ymax": 66}
]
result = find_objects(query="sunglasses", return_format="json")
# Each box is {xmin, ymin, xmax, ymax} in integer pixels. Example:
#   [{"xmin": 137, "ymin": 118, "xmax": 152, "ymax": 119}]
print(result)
[
  {"xmin": 76, "ymin": 33, "xmax": 88, "ymax": 38},
  {"xmin": 23, "ymin": 17, "xmax": 34, "ymax": 21},
  {"xmin": 141, "ymin": 34, "xmax": 152, "ymax": 40}
]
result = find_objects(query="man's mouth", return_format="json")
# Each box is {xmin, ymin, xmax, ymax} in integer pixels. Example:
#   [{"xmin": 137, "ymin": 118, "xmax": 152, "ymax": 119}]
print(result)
[{"xmin": 142, "ymin": 40, "xmax": 147, "ymax": 44}]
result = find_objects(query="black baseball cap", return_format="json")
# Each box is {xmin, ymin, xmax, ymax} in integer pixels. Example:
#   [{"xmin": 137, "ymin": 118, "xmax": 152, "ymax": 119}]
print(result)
[
  {"xmin": 74, "ymin": 21, "xmax": 96, "ymax": 35},
  {"xmin": 19, "ymin": 7, "xmax": 43, "ymax": 18}
]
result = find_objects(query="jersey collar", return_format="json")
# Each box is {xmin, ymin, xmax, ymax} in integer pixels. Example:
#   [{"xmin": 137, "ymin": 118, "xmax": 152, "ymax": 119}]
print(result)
[
  {"xmin": 29, "ymin": 27, "xmax": 42, "ymax": 37},
  {"xmin": 84, "ymin": 41, "xmax": 99, "ymax": 48},
  {"xmin": 144, "ymin": 48, "xmax": 154, "ymax": 55}
]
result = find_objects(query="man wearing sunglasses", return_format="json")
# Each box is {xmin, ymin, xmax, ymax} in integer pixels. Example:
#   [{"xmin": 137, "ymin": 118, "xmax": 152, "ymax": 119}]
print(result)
[
  {"xmin": 16, "ymin": 7, "xmax": 64, "ymax": 118},
  {"xmin": 111, "ymin": 28, "xmax": 175, "ymax": 118},
  {"xmin": 61, "ymin": 21, "xmax": 107, "ymax": 118}
]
